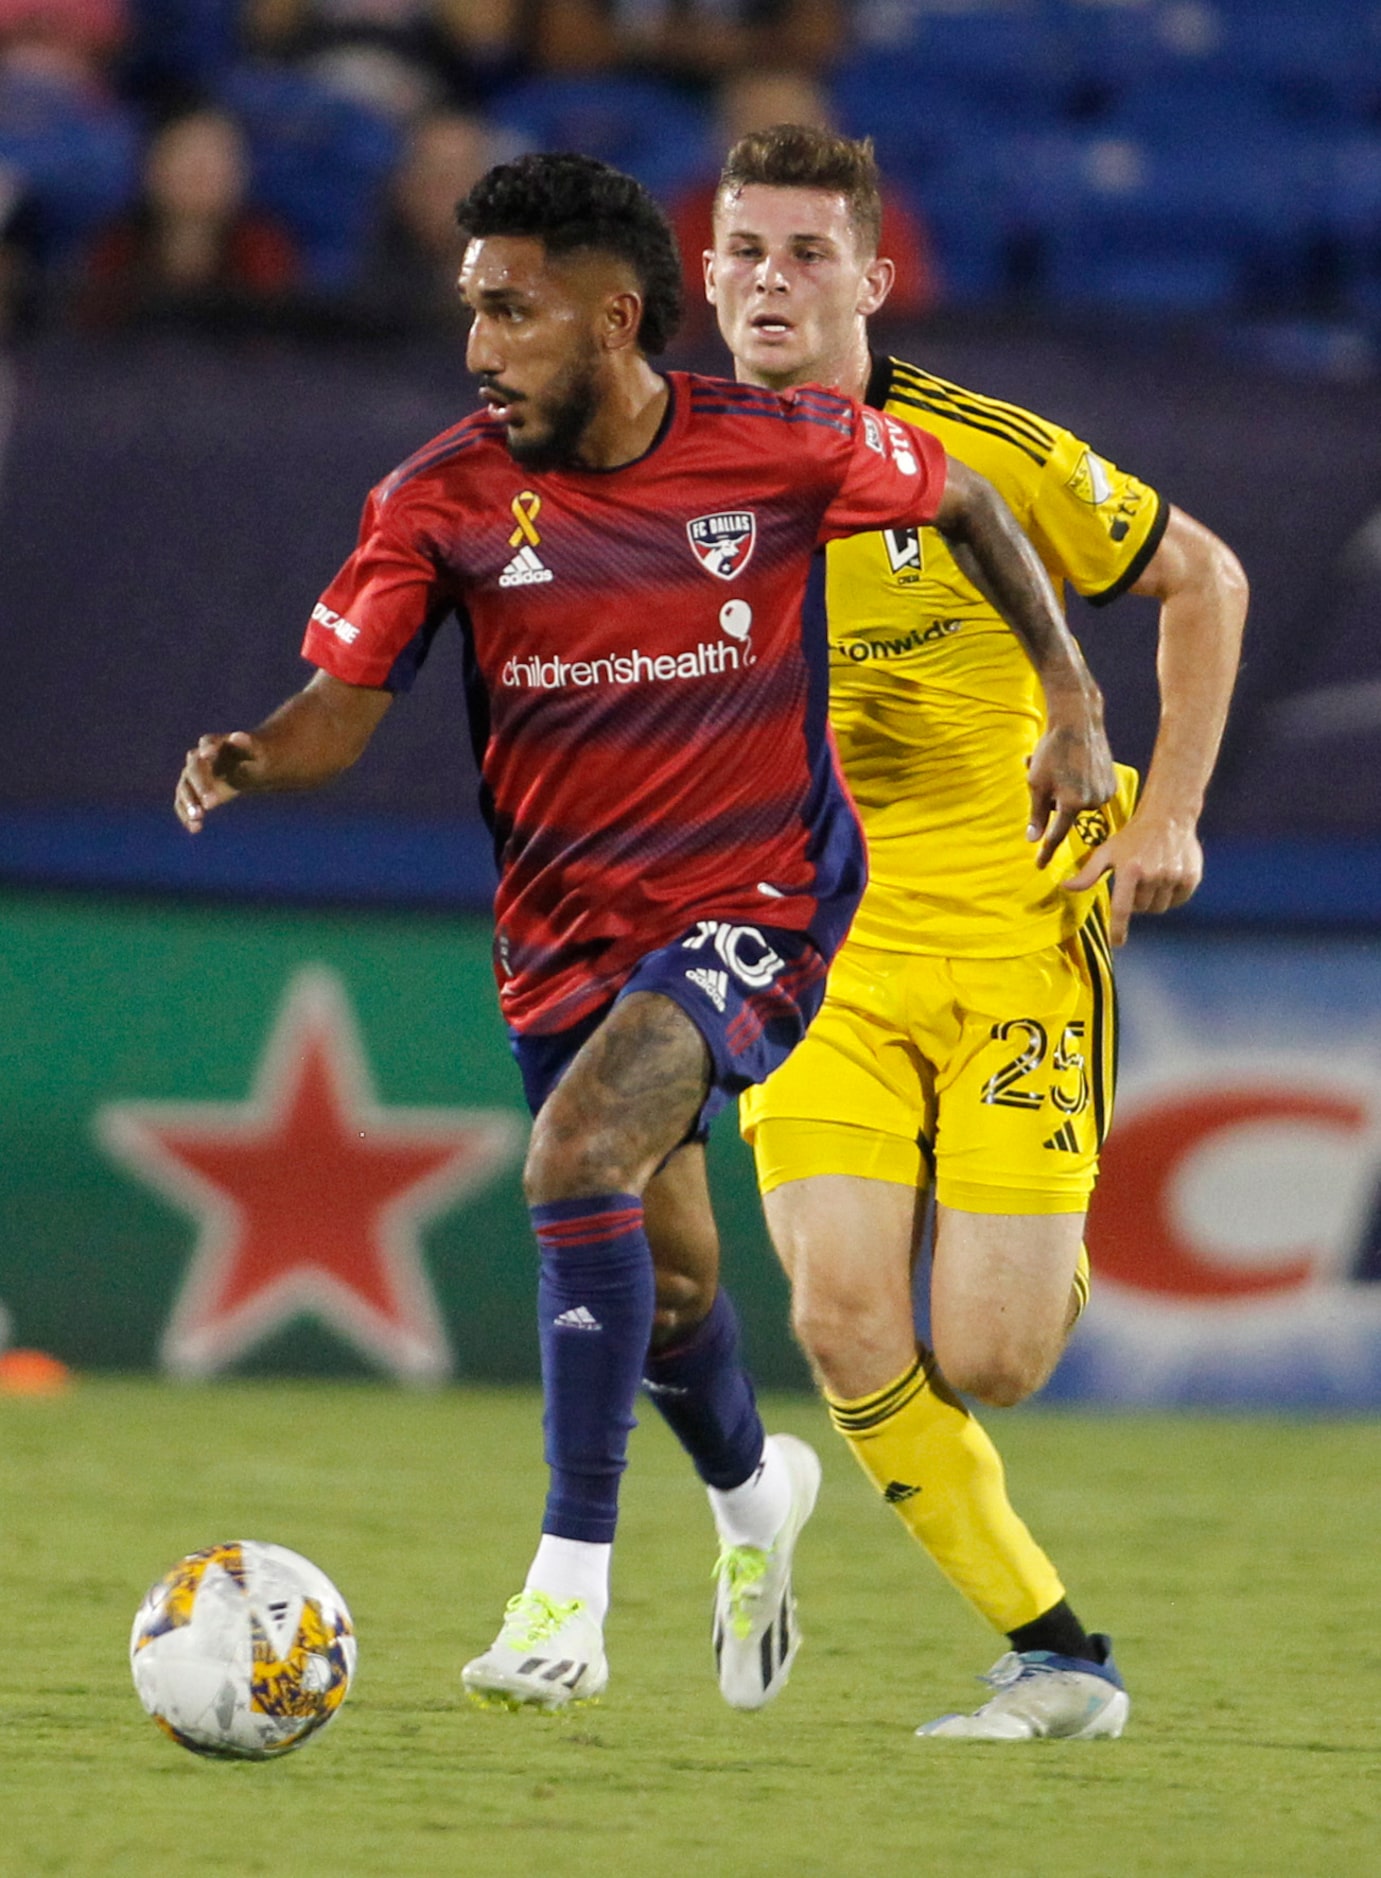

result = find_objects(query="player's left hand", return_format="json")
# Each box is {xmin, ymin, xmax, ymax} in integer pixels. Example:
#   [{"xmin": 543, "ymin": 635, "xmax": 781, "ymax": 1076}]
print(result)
[
  {"xmin": 1062, "ymin": 814, "xmax": 1204, "ymax": 946},
  {"xmin": 1026, "ymin": 720, "xmax": 1117, "ymax": 870}
]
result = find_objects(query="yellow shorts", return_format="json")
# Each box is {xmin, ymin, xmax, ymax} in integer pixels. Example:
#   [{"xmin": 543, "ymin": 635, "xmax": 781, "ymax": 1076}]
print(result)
[{"xmin": 740, "ymin": 911, "xmax": 1117, "ymax": 1215}]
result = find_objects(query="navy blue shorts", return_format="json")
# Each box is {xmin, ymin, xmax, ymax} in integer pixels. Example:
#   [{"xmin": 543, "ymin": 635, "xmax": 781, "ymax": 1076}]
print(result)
[{"xmin": 510, "ymin": 919, "xmax": 830, "ymax": 1135}]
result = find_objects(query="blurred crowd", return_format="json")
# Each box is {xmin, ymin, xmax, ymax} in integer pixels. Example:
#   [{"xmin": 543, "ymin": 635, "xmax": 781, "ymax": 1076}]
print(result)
[
  {"xmin": 2, "ymin": 1, "xmax": 1381, "ymax": 349},
  {"xmin": 0, "ymin": 0, "xmax": 920, "ymax": 343}
]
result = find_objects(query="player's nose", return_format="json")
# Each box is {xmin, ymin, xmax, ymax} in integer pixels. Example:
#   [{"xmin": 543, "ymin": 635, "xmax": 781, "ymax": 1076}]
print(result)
[
  {"xmin": 753, "ymin": 255, "xmax": 790, "ymax": 293},
  {"xmin": 466, "ymin": 314, "xmax": 502, "ymax": 375}
]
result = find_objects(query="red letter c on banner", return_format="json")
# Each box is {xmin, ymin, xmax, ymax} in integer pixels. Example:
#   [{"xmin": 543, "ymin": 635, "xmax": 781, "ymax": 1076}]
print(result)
[{"xmin": 1088, "ymin": 1089, "xmax": 1368, "ymax": 1299}]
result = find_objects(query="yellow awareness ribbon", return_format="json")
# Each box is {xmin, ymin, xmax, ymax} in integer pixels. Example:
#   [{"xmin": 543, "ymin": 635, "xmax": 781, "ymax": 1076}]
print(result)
[{"xmin": 509, "ymin": 491, "xmax": 542, "ymax": 548}]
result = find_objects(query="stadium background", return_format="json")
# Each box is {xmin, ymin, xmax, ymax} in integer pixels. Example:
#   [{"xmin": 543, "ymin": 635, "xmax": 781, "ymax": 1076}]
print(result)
[{"xmin": 3, "ymin": 0, "xmax": 1381, "ymax": 1409}]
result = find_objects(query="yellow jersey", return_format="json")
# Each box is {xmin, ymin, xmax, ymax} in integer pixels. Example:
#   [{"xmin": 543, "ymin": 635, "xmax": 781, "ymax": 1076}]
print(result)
[{"xmin": 827, "ymin": 354, "xmax": 1166, "ymax": 956}]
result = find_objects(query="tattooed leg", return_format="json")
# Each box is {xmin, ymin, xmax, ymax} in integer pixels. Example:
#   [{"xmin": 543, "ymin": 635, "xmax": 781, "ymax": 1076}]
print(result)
[{"xmin": 523, "ymin": 992, "xmax": 712, "ymax": 1204}]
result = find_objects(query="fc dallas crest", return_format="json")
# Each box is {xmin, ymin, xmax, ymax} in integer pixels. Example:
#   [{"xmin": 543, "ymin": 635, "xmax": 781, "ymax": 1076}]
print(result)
[
  {"xmin": 97, "ymin": 967, "xmax": 522, "ymax": 1382},
  {"xmin": 687, "ymin": 509, "xmax": 756, "ymax": 580}
]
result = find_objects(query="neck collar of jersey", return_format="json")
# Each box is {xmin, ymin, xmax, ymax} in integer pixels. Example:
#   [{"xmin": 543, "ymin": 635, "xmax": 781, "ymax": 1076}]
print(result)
[
  {"xmin": 864, "ymin": 353, "xmax": 894, "ymax": 410},
  {"xmin": 565, "ymin": 371, "xmax": 676, "ymax": 476}
]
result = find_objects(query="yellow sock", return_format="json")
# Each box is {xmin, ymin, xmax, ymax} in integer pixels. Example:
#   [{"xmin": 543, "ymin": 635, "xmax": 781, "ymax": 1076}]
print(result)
[{"xmin": 827, "ymin": 1352, "xmax": 1065, "ymax": 1634}]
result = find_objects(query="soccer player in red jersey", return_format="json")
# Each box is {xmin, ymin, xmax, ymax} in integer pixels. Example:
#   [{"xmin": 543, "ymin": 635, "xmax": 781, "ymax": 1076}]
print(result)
[{"xmin": 175, "ymin": 153, "xmax": 1114, "ymax": 1713}]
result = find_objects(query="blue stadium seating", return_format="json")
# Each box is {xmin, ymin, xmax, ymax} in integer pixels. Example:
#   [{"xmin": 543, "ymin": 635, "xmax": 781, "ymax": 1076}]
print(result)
[
  {"xmin": 1209, "ymin": 2, "xmax": 1381, "ymax": 121},
  {"xmin": 1059, "ymin": 0, "xmax": 1222, "ymax": 96},
  {"xmin": 990, "ymin": 130, "xmax": 1260, "ymax": 314},
  {"xmin": 216, "ymin": 65, "xmax": 402, "ymax": 291},
  {"xmin": 1311, "ymin": 133, "xmax": 1381, "ymax": 319},
  {"xmin": 128, "ymin": 0, "xmax": 243, "ymax": 91},
  {"xmin": 0, "ymin": 72, "xmax": 139, "ymax": 261},
  {"xmin": 914, "ymin": 186, "xmax": 1013, "ymax": 305},
  {"xmin": 833, "ymin": 4, "xmax": 1366, "ymax": 314},
  {"xmin": 832, "ymin": 49, "xmax": 1012, "ymax": 183},
  {"xmin": 901, "ymin": 7, "xmax": 1068, "ymax": 117},
  {"xmin": 493, "ymin": 75, "xmax": 713, "ymax": 201}
]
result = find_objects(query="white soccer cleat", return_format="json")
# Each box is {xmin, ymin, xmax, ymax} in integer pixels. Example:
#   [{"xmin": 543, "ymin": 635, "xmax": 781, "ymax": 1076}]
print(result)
[
  {"xmin": 917, "ymin": 1636, "xmax": 1130, "ymax": 1740},
  {"xmin": 462, "ymin": 1590, "xmax": 608, "ymax": 1712},
  {"xmin": 712, "ymin": 1433, "xmax": 822, "ymax": 1711}
]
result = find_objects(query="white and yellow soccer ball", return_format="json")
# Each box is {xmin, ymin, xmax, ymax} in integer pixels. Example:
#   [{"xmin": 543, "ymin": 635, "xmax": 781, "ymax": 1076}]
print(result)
[{"xmin": 130, "ymin": 1540, "xmax": 356, "ymax": 1759}]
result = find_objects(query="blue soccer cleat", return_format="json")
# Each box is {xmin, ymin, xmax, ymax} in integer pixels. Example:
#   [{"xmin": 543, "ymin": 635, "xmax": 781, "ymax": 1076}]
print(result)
[{"xmin": 917, "ymin": 1634, "xmax": 1129, "ymax": 1740}]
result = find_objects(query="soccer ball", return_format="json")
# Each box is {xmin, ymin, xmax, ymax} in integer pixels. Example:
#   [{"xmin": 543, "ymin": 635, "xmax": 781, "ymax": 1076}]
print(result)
[{"xmin": 130, "ymin": 1540, "xmax": 357, "ymax": 1759}]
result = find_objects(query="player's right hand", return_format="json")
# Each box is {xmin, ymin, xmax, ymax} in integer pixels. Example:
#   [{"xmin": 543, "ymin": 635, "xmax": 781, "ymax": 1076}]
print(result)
[
  {"xmin": 1025, "ymin": 718, "xmax": 1117, "ymax": 869},
  {"xmin": 175, "ymin": 731, "xmax": 261, "ymax": 832}
]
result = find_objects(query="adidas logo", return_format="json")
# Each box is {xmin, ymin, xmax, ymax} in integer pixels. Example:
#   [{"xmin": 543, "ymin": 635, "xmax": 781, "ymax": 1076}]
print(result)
[
  {"xmin": 1043, "ymin": 1120, "xmax": 1081, "ymax": 1153},
  {"xmin": 553, "ymin": 1305, "xmax": 601, "ymax": 1331},
  {"xmin": 516, "ymin": 1655, "xmax": 589, "ymax": 1688},
  {"xmin": 713, "ymin": 1586, "xmax": 793, "ymax": 1696},
  {"xmin": 883, "ymin": 1480, "xmax": 921, "ymax": 1504},
  {"xmin": 685, "ymin": 966, "xmax": 729, "ymax": 1012},
  {"xmin": 499, "ymin": 544, "xmax": 554, "ymax": 587}
]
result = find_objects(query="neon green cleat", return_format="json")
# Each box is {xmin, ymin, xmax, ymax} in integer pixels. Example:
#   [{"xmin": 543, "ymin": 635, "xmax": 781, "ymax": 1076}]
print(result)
[
  {"xmin": 462, "ymin": 1589, "xmax": 608, "ymax": 1711},
  {"xmin": 711, "ymin": 1434, "xmax": 821, "ymax": 1710}
]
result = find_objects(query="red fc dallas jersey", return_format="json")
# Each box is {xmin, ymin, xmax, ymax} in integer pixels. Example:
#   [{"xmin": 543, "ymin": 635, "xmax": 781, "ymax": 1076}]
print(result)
[{"xmin": 304, "ymin": 371, "xmax": 947, "ymax": 1034}]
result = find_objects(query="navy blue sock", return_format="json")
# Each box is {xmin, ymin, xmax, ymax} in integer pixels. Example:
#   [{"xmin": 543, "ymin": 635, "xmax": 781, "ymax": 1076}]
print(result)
[
  {"xmin": 531, "ymin": 1194, "xmax": 656, "ymax": 1545},
  {"xmin": 641, "ymin": 1287, "xmax": 765, "ymax": 1490}
]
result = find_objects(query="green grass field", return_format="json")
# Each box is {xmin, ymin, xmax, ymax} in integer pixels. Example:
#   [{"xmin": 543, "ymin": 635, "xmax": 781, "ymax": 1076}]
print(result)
[{"xmin": 1, "ymin": 1381, "xmax": 1376, "ymax": 1878}]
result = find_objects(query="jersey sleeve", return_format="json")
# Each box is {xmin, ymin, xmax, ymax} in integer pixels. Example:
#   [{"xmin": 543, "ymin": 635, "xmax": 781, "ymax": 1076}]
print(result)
[
  {"xmin": 815, "ymin": 400, "xmax": 947, "ymax": 544},
  {"xmin": 301, "ymin": 485, "xmax": 451, "ymax": 693},
  {"xmin": 1027, "ymin": 428, "xmax": 1168, "ymax": 606}
]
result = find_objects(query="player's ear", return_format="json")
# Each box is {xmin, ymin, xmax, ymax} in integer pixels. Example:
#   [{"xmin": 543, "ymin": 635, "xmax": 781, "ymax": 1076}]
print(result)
[
  {"xmin": 601, "ymin": 288, "xmax": 644, "ymax": 352},
  {"xmin": 859, "ymin": 254, "xmax": 895, "ymax": 319},
  {"xmin": 703, "ymin": 248, "xmax": 717, "ymax": 305}
]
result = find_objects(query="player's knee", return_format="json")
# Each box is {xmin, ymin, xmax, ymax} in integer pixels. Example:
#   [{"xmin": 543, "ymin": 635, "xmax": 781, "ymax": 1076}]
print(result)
[
  {"xmin": 789, "ymin": 1285, "xmax": 843, "ymax": 1366},
  {"xmin": 522, "ymin": 1115, "xmax": 630, "ymax": 1204},
  {"xmin": 938, "ymin": 1339, "xmax": 1052, "ymax": 1409},
  {"xmin": 791, "ymin": 1288, "xmax": 895, "ymax": 1392},
  {"xmin": 963, "ymin": 1365, "xmax": 1038, "ymax": 1409}
]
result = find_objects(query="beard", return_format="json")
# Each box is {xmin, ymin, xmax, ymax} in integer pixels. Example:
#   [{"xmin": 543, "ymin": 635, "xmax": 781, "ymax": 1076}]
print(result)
[{"xmin": 503, "ymin": 353, "xmax": 602, "ymax": 472}]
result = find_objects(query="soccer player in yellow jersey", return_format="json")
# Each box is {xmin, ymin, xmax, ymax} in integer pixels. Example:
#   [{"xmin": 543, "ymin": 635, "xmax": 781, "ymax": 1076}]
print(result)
[{"xmin": 703, "ymin": 125, "xmax": 1248, "ymax": 1738}]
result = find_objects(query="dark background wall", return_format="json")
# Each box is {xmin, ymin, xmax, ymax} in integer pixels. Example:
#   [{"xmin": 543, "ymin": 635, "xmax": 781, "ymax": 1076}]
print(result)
[{"xmin": 5, "ymin": 319, "xmax": 1381, "ymax": 910}]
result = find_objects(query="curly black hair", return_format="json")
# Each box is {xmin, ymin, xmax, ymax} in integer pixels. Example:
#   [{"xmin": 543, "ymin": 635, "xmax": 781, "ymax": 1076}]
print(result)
[{"xmin": 454, "ymin": 152, "xmax": 683, "ymax": 356}]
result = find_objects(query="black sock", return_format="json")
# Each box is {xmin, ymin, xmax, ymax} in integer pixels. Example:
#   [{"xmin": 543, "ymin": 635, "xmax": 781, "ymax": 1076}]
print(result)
[{"xmin": 1007, "ymin": 1599, "xmax": 1096, "ymax": 1661}]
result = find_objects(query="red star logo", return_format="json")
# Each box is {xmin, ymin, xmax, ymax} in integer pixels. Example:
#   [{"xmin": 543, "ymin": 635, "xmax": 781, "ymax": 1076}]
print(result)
[{"xmin": 97, "ymin": 968, "xmax": 522, "ymax": 1381}]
